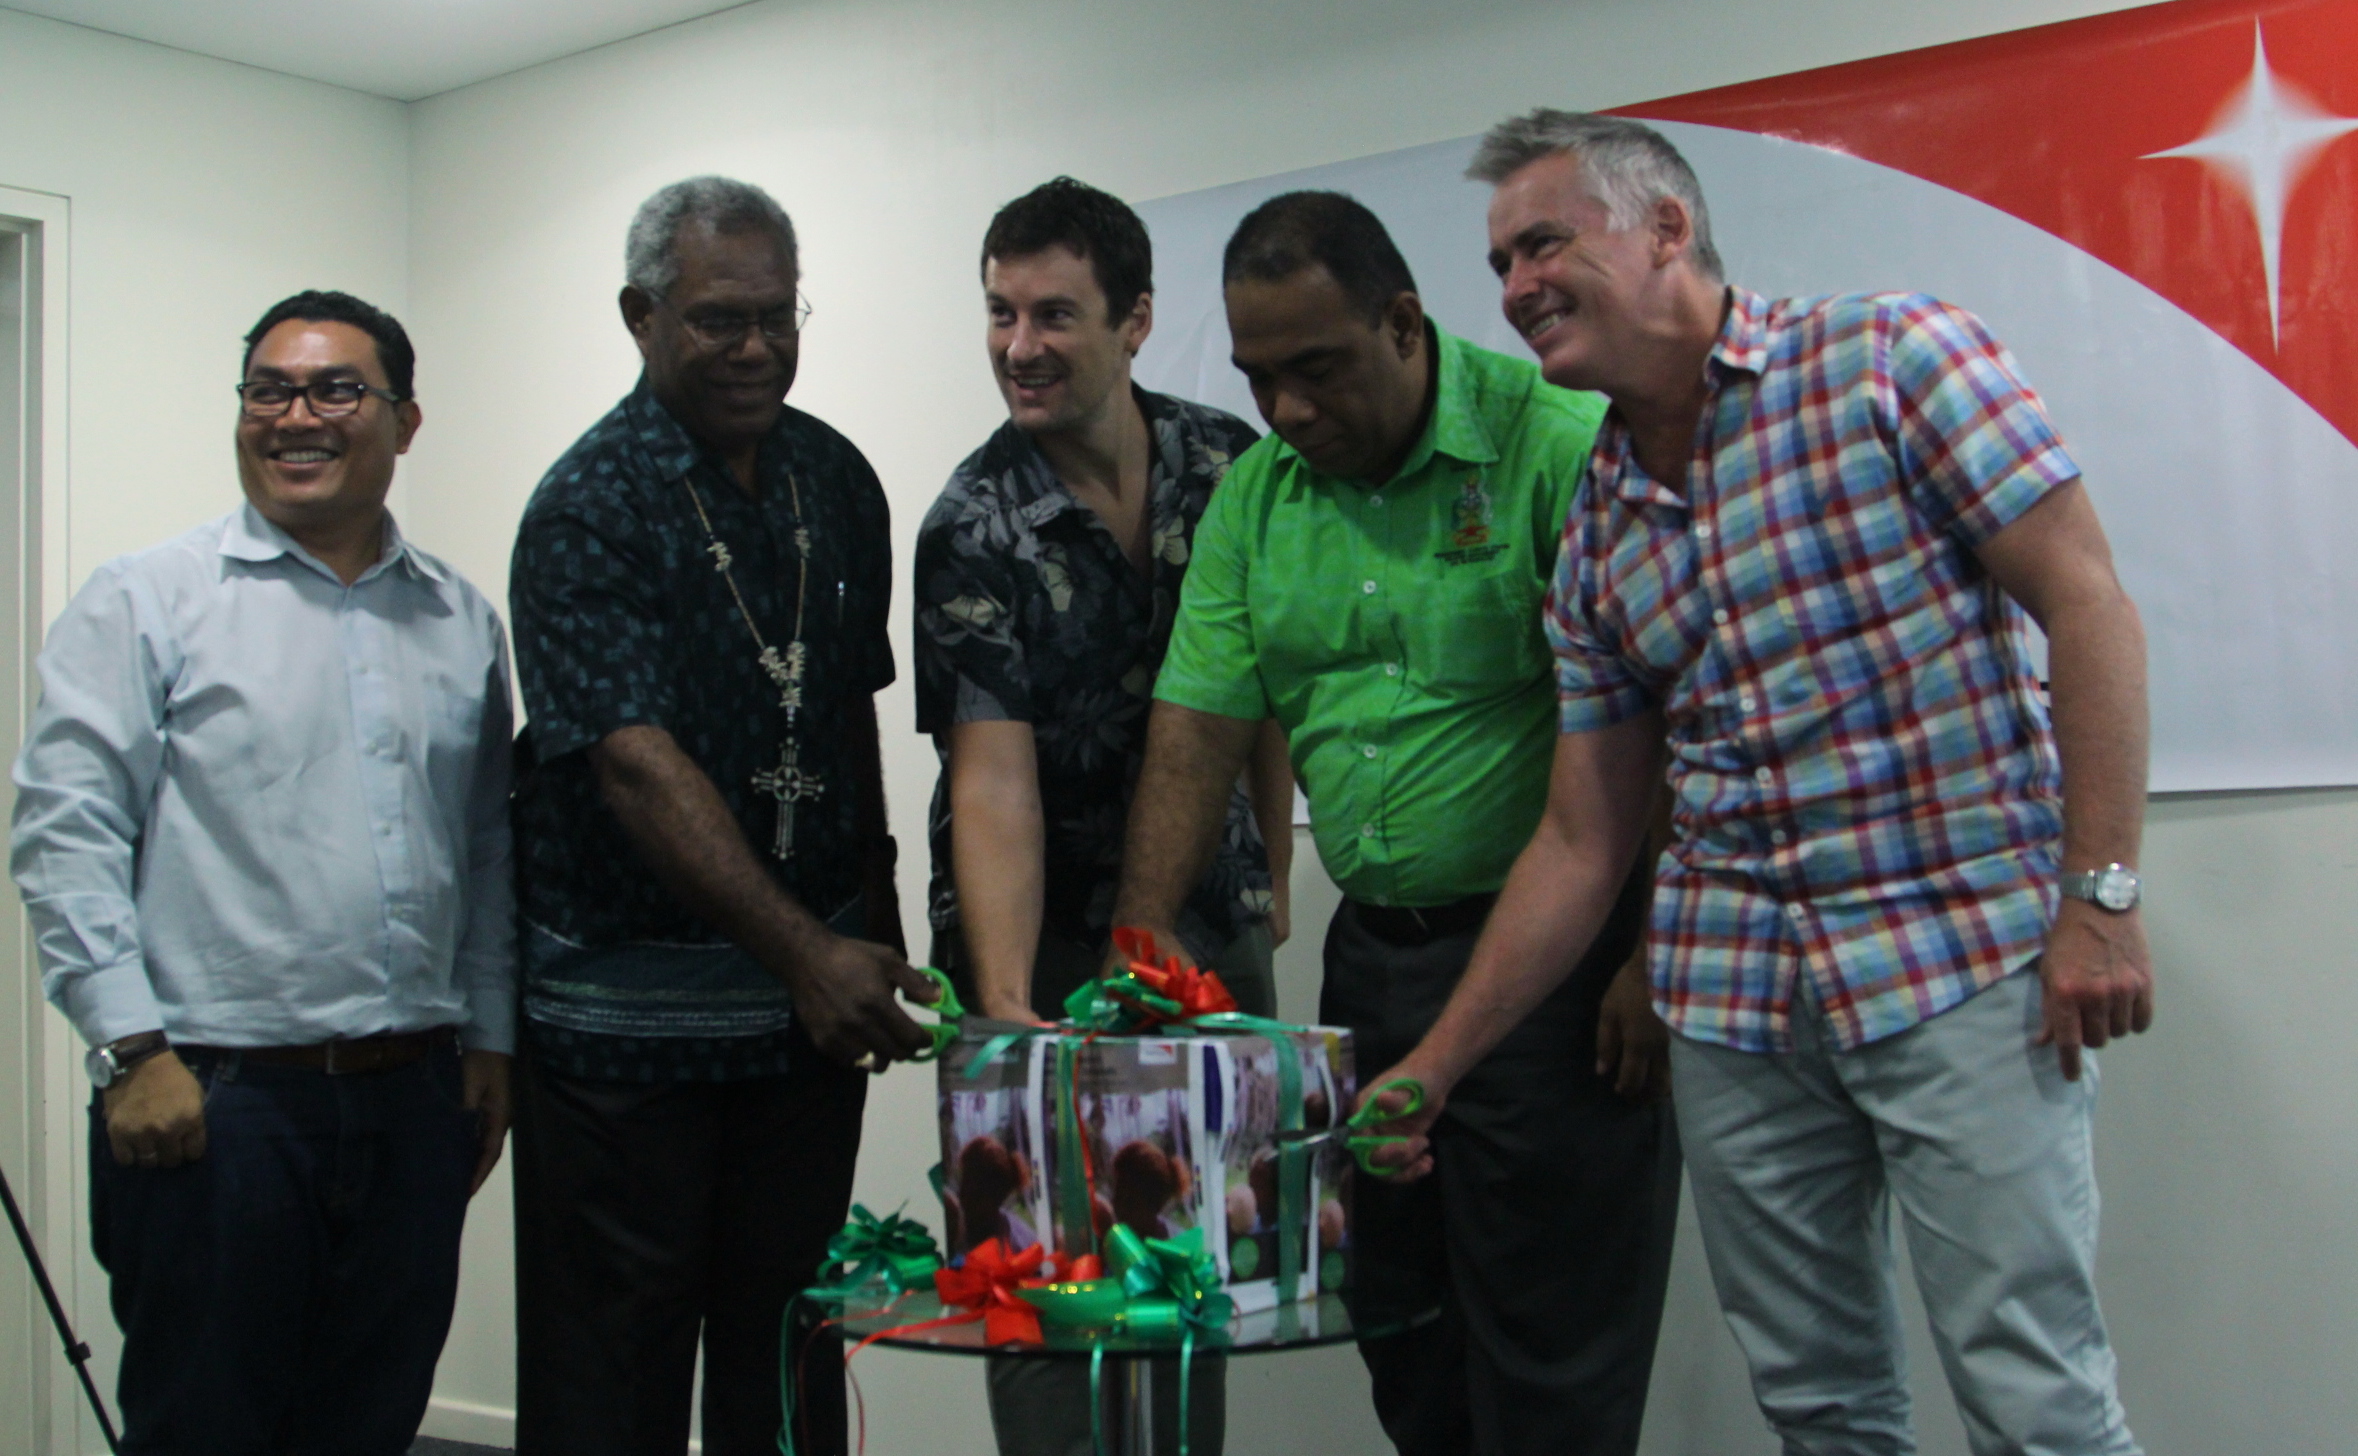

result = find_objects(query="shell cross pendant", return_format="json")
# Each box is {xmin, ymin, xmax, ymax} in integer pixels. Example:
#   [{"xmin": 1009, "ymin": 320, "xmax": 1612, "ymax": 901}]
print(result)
[{"xmin": 751, "ymin": 742, "xmax": 825, "ymax": 860}]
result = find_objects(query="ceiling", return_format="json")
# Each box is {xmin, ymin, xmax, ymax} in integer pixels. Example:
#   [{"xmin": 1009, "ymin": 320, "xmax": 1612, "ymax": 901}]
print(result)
[{"xmin": 1, "ymin": 0, "xmax": 761, "ymax": 101}]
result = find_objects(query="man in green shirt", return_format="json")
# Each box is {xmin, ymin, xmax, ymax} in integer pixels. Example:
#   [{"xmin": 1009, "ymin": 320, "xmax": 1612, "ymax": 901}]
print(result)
[{"xmin": 1110, "ymin": 192, "xmax": 1681, "ymax": 1456}]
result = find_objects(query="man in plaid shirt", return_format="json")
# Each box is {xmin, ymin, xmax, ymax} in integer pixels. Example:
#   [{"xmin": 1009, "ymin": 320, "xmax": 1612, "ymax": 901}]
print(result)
[{"xmin": 1361, "ymin": 111, "xmax": 2152, "ymax": 1456}]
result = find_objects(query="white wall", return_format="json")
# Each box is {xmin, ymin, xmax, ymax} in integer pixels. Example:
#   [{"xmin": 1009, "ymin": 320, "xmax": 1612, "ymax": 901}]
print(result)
[
  {"xmin": 7, "ymin": 0, "xmax": 2353, "ymax": 1452},
  {"xmin": 402, "ymin": 2, "xmax": 2358, "ymax": 1454},
  {"xmin": 0, "ymin": 13, "xmax": 410, "ymax": 1453}
]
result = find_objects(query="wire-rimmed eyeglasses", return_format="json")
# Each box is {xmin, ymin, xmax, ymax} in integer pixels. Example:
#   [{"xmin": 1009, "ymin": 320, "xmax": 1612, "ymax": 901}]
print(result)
[{"xmin": 657, "ymin": 293, "xmax": 813, "ymax": 351}]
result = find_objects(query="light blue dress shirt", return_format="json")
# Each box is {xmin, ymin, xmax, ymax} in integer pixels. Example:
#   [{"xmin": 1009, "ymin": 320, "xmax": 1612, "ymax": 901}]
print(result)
[{"xmin": 10, "ymin": 504, "xmax": 516, "ymax": 1053}]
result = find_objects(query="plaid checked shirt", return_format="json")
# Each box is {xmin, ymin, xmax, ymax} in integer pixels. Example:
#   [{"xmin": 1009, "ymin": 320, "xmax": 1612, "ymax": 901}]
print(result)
[{"xmin": 1547, "ymin": 288, "xmax": 2078, "ymax": 1052}]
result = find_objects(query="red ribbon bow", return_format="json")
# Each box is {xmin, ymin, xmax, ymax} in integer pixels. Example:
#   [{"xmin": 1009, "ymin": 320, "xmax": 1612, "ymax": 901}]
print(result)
[
  {"xmin": 1110, "ymin": 927, "xmax": 1238, "ymax": 1025},
  {"xmin": 933, "ymin": 1239, "xmax": 1105, "ymax": 1346}
]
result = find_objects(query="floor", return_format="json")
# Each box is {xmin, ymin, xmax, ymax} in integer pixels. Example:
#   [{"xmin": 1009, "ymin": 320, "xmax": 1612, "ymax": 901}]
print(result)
[{"xmin": 409, "ymin": 1441, "xmax": 508, "ymax": 1455}]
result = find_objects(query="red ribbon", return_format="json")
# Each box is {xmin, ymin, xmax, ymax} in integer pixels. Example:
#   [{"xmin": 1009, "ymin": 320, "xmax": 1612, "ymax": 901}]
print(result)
[
  {"xmin": 1109, "ymin": 927, "xmax": 1239, "ymax": 1025},
  {"xmin": 923, "ymin": 1239, "xmax": 1107, "ymax": 1347}
]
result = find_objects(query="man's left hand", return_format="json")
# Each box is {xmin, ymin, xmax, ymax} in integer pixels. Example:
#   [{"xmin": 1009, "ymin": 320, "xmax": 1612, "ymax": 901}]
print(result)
[
  {"xmin": 1595, "ymin": 958, "xmax": 1671, "ymax": 1102},
  {"xmin": 461, "ymin": 1050, "xmax": 512, "ymax": 1197},
  {"xmin": 2035, "ymin": 900, "xmax": 2156, "ymax": 1080}
]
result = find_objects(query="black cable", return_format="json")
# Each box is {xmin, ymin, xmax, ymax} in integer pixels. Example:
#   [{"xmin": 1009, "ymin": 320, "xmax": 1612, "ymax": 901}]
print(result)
[{"xmin": 0, "ymin": 1157, "xmax": 122, "ymax": 1454}]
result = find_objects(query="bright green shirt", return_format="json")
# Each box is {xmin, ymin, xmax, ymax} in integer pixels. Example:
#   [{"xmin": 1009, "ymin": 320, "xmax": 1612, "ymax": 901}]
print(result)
[{"xmin": 1157, "ymin": 327, "xmax": 1607, "ymax": 906}]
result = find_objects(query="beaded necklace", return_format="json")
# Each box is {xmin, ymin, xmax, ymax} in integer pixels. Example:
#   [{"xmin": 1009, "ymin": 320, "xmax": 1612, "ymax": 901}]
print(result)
[{"xmin": 680, "ymin": 468, "xmax": 821, "ymax": 861}]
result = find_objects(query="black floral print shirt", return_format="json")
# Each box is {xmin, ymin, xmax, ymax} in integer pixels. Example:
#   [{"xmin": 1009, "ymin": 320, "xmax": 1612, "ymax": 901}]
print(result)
[
  {"xmin": 914, "ymin": 388, "xmax": 1271, "ymax": 964},
  {"xmin": 510, "ymin": 380, "xmax": 893, "ymax": 1080}
]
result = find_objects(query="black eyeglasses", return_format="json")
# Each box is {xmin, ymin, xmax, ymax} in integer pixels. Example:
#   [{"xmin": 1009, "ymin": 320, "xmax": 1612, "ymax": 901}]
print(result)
[
  {"xmin": 235, "ymin": 378, "xmax": 405, "ymax": 418},
  {"xmin": 657, "ymin": 293, "xmax": 813, "ymax": 351}
]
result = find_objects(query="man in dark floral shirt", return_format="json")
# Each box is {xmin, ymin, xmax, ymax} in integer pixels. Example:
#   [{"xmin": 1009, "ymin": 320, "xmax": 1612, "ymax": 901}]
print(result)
[
  {"xmin": 913, "ymin": 177, "xmax": 1293, "ymax": 1456},
  {"xmin": 507, "ymin": 176, "xmax": 931, "ymax": 1456}
]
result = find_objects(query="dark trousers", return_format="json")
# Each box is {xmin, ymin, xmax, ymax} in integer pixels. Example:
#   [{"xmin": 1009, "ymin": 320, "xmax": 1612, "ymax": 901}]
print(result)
[
  {"xmin": 511, "ymin": 1027, "xmax": 868, "ymax": 1456},
  {"xmin": 1325, "ymin": 892, "xmax": 1683, "ymax": 1456},
  {"xmin": 89, "ymin": 1040, "xmax": 477, "ymax": 1456}
]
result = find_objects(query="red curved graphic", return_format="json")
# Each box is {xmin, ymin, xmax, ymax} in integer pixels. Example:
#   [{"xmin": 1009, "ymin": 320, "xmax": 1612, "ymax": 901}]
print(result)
[{"xmin": 1615, "ymin": 0, "xmax": 2358, "ymax": 448}]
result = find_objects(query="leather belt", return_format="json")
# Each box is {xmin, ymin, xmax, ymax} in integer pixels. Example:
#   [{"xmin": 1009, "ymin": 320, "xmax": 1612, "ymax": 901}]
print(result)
[
  {"xmin": 179, "ymin": 1027, "xmax": 456, "ymax": 1075},
  {"xmin": 1348, "ymin": 893, "xmax": 1499, "ymax": 948}
]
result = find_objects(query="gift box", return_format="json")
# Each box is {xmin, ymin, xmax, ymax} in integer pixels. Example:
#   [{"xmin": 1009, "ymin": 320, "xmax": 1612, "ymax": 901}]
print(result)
[{"xmin": 936, "ymin": 1016, "xmax": 1355, "ymax": 1318}]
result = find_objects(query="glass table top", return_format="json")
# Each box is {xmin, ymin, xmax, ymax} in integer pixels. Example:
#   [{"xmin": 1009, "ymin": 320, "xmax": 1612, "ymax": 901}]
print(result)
[{"xmin": 830, "ymin": 1288, "xmax": 1430, "ymax": 1360}]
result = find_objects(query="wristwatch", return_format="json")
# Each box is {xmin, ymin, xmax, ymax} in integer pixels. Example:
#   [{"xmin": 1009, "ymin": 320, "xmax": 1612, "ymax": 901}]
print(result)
[
  {"xmin": 86, "ymin": 1031, "xmax": 170, "ymax": 1089},
  {"xmin": 2059, "ymin": 863, "xmax": 2141, "ymax": 913}
]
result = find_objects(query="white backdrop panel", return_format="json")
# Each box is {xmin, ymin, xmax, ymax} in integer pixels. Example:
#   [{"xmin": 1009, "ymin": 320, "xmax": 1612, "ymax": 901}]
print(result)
[{"xmin": 1133, "ymin": 122, "xmax": 2358, "ymax": 793}]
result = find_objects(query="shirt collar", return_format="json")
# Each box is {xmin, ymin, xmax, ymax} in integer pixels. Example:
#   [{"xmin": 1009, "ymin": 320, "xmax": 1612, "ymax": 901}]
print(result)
[
  {"xmin": 997, "ymin": 386, "xmax": 1187, "ymax": 533},
  {"xmin": 1271, "ymin": 323, "xmax": 1500, "ymax": 487},
  {"xmin": 1709, "ymin": 286, "xmax": 1771, "ymax": 380},
  {"xmin": 1599, "ymin": 286, "xmax": 1766, "ymax": 509},
  {"xmin": 621, "ymin": 376, "xmax": 723, "ymax": 484},
  {"xmin": 220, "ymin": 500, "xmax": 443, "ymax": 584}
]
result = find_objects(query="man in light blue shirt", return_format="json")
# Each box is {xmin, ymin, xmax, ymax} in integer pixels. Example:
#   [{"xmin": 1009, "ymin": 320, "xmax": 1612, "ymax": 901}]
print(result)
[{"xmin": 10, "ymin": 290, "xmax": 515, "ymax": 1455}]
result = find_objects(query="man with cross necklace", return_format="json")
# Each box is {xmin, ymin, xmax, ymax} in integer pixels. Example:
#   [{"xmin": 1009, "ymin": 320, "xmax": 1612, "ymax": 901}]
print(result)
[{"xmin": 507, "ymin": 176, "xmax": 934, "ymax": 1456}]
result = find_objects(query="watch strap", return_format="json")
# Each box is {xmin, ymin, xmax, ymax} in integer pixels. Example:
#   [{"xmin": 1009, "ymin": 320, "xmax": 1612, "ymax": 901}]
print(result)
[{"xmin": 106, "ymin": 1031, "xmax": 171, "ymax": 1075}]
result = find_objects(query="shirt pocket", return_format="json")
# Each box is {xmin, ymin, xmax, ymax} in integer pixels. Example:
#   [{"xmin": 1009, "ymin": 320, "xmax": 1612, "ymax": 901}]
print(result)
[{"xmin": 1402, "ymin": 565, "xmax": 1548, "ymax": 695}]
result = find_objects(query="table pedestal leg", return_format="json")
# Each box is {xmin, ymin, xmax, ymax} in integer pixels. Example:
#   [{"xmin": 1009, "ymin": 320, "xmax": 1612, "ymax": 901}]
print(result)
[{"xmin": 1121, "ymin": 1354, "xmax": 1155, "ymax": 1456}]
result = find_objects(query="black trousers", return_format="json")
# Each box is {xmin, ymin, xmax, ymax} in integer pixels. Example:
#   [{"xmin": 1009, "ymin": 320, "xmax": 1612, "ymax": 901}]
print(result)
[
  {"xmin": 1325, "ymin": 879, "xmax": 1682, "ymax": 1456},
  {"xmin": 511, "ymin": 1026, "xmax": 867, "ymax": 1456}
]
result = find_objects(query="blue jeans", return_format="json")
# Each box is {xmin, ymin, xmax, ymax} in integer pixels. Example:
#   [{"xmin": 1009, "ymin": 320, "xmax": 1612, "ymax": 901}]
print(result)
[{"xmin": 89, "ymin": 1038, "xmax": 478, "ymax": 1455}]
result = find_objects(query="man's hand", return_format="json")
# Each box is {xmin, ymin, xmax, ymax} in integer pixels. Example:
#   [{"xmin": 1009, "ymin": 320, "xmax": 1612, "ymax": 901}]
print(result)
[
  {"xmin": 1349, "ymin": 1065, "xmax": 1447, "ymax": 1183},
  {"xmin": 1595, "ymin": 958, "xmax": 1671, "ymax": 1102},
  {"xmin": 103, "ymin": 1050, "xmax": 207, "ymax": 1168},
  {"xmin": 2035, "ymin": 900, "xmax": 2155, "ymax": 1080},
  {"xmin": 786, "ymin": 932, "xmax": 941, "ymax": 1067},
  {"xmin": 1268, "ymin": 879, "xmax": 1292, "ymax": 949},
  {"xmin": 462, "ymin": 1050, "xmax": 512, "ymax": 1197}
]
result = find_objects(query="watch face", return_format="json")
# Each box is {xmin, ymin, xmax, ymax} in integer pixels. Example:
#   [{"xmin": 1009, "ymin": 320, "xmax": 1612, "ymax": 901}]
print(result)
[
  {"xmin": 2094, "ymin": 867, "xmax": 2140, "ymax": 912},
  {"xmin": 84, "ymin": 1046, "xmax": 114, "ymax": 1088}
]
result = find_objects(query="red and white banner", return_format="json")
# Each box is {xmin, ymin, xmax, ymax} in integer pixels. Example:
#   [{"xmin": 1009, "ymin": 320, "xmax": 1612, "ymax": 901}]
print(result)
[{"xmin": 1135, "ymin": 0, "xmax": 2358, "ymax": 791}]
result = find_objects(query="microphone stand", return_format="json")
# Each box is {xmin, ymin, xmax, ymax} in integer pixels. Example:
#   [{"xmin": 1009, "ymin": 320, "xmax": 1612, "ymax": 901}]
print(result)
[{"xmin": 0, "ymin": 1156, "xmax": 121, "ymax": 1453}]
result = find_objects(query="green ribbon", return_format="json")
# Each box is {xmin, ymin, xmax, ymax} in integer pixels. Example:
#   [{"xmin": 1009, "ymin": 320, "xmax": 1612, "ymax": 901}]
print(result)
[
  {"xmin": 801, "ymin": 1203, "xmax": 943, "ymax": 1303},
  {"xmin": 1018, "ymin": 1225, "xmax": 1234, "ymax": 1456}
]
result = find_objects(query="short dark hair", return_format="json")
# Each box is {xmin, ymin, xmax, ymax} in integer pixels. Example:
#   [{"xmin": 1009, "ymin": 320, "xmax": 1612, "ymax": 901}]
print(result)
[
  {"xmin": 241, "ymin": 290, "xmax": 416, "ymax": 401},
  {"xmin": 980, "ymin": 177, "xmax": 1153, "ymax": 322},
  {"xmin": 1221, "ymin": 191, "xmax": 1417, "ymax": 324}
]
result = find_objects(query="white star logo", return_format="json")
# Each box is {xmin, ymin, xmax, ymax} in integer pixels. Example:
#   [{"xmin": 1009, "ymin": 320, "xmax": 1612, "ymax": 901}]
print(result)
[{"xmin": 2142, "ymin": 21, "xmax": 2358, "ymax": 348}]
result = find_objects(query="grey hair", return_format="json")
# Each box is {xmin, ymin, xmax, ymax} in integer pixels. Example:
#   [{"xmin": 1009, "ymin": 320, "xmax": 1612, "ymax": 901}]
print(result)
[
  {"xmin": 624, "ymin": 176, "xmax": 798, "ymax": 298},
  {"xmin": 1467, "ymin": 110, "xmax": 1724, "ymax": 280}
]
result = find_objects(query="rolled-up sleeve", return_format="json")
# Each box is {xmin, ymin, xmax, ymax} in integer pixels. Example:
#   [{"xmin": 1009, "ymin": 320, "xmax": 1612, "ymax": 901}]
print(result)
[{"xmin": 10, "ymin": 562, "xmax": 174, "ymax": 1047}]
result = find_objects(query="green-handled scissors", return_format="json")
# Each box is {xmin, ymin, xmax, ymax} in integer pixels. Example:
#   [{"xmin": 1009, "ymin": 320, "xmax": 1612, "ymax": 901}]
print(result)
[
  {"xmin": 1342, "ymin": 1076, "xmax": 1428, "ymax": 1176},
  {"xmin": 906, "ymin": 965, "xmax": 965, "ymax": 1063}
]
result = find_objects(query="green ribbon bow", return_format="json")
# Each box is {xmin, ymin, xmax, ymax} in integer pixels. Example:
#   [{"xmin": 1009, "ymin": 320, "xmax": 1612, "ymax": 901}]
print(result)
[{"xmin": 802, "ymin": 1203, "xmax": 943, "ymax": 1302}]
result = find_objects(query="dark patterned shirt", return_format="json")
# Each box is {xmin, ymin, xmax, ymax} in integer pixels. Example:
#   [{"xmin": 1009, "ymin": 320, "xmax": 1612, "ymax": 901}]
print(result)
[
  {"xmin": 510, "ymin": 380, "xmax": 893, "ymax": 1080},
  {"xmin": 915, "ymin": 388, "xmax": 1270, "ymax": 964}
]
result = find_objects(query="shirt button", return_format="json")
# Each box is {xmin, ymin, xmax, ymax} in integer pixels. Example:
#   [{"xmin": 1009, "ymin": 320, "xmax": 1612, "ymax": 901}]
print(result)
[
  {"xmin": 1739, "ymin": 693, "xmax": 1757, "ymax": 712},
  {"xmin": 1369, "ymin": 495, "xmax": 1384, "ymax": 508},
  {"xmin": 1694, "ymin": 523, "xmax": 1714, "ymax": 540},
  {"xmin": 1771, "ymin": 829, "xmax": 1790, "ymax": 845},
  {"xmin": 1362, "ymin": 580, "xmax": 1378, "ymax": 595},
  {"xmin": 1359, "ymin": 824, "xmax": 1376, "ymax": 838},
  {"xmin": 1754, "ymin": 767, "xmax": 1773, "ymax": 784},
  {"xmin": 1786, "ymin": 903, "xmax": 1807, "ymax": 921},
  {"xmin": 1362, "ymin": 745, "xmax": 1378, "ymax": 759},
  {"xmin": 1712, "ymin": 608, "xmax": 1730, "ymax": 626}
]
